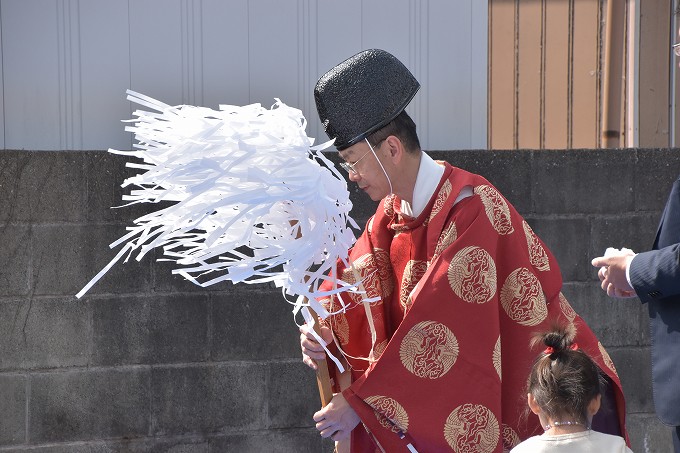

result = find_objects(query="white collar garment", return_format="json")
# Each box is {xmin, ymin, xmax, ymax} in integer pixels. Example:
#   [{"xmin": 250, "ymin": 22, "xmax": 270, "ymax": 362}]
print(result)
[{"xmin": 401, "ymin": 152, "xmax": 472, "ymax": 218}]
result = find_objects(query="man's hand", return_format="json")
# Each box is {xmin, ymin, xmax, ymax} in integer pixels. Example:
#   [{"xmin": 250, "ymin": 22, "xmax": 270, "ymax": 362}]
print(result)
[
  {"xmin": 591, "ymin": 250, "xmax": 636, "ymax": 298},
  {"xmin": 313, "ymin": 393, "xmax": 360, "ymax": 441},
  {"xmin": 299, "ymin": 323, "xmax": 333, "ymax": 370}
]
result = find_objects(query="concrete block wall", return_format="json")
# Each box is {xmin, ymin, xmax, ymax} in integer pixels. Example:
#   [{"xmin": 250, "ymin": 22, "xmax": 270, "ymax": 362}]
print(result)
[
  {"xmin": 0, "ymin": 151, "xmax": 332, "ymax": 452},
  {"xmin": 0, "ymin": 149, "xmax": 678, "ymax": 452}
]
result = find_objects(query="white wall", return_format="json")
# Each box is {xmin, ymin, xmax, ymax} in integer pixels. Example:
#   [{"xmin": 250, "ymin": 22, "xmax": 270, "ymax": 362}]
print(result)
[{"xmin": 0, "ymin": 0, "xmax": 487, "ymax": 151}]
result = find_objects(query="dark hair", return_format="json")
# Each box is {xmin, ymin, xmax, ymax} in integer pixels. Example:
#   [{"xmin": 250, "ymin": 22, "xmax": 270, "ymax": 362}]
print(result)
[
  {"xmin": 367, "ymin": 110, "xmax": 420, "ymax": 154},
  {"xmin": 527, "ymin": 323, "xmax": 604, "ymax": 425}
]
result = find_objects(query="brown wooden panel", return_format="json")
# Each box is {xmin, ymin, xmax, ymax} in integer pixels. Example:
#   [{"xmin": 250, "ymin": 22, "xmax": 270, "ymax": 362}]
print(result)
[
  {"xmin": 489, "ymin": 0, "xmax": 517, "ymax": 149},
  {"xmin": 623, "ymin": 2, "xmax": 633, "ymax": 148},
  {"xmin": 601, "ymin": 0, "xmax": 627, "ymax": 148},
  {"xmin": 571, "ymin": 0, "xmax": 601, "ymax": 148},
  {"xmin": 517, "ymin": 0, "xmax": 543, "ymax": 148},
  {"xmin": 639, "ymin": 0, "xmax": 671, "ymax": 148},
  {"xmin": 544, "ymin": 0, "xmax": 570, "ymax": 148}
]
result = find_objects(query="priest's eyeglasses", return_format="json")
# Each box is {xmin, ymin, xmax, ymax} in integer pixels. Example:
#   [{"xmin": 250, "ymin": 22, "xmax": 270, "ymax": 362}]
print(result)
[
  {"xmin": 338, "ymin": 139, "xmax": 384, "ymax": 175},
  {"xmin": 339, "ymin": 150, "xmax": 372, "ymax": 175}
]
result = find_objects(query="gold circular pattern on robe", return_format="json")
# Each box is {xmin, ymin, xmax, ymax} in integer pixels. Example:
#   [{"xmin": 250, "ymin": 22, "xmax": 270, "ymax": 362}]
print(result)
[
  {"xmin": 367, "ymin": 216, "xmax": 375, "ymax": 235},
  {"xmin": 500, "ymin": 268, "xmax": 547, "ymax": 326},
  {"xmin": 444, "ymin": 403, "xmax": 500, "ymax": 453},
  {"xmin": 502, "ymin": 424, "xmax": 521, "ymax": 450},
  {"xmin": 493, "ymin": 336, "xmax": 502, "ymax": 380},
  {"xmin": 343, "ymin": 253, "xmax": 384, "ymax": 304},
  {"xmin": 400, "ymin": 260, "xmax": 428, "ymax": 312},
  {"xmin": 364, "ymin": 395, "xmax": 409, "ymax": 433},
  {"xmin": 428, "ymin": 179, "xmax": 453, "ymax": 224},
  {"xmin": 373, "ymin": 247, "xmax": 395, "ymax": 298},
  {"xmin": 372, "ymin": 339, "xmax": 388, "ymax": 361},
  {"xmin": 474, "ymin": 185, "xmax": 514, "ymax": 235},
  {"xmin": 448, "ymin": 246, "xmax": 497, "ymax": 304},
  {"xmin": 399, "ymin": 321, "xmax": 459, "ymax": 379},
  {"xmin": 598, "ymin": 341, "xmax": 618, "ymax": 376},
  {"xmin": 558, "ymin": 292, "xmax": 577, "ymax": 322},
  {"xmin": 433, "ymin": 222, "xmax": 458, "ymax": 261},
  {"xmin": 522, "ymin": 220, "xmax": 550, "ymax": 271}
]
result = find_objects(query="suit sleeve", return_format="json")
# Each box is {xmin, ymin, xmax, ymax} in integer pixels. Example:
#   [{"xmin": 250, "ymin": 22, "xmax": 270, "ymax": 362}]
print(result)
[{"xmin": 629, "ymin": 243, "xmax": 680, "ymax": 302}]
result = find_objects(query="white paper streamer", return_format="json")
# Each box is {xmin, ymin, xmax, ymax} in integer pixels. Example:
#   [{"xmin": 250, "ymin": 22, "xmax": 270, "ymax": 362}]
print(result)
[{"xmin": 76, "ymin": 90, "xmax": 361, "ymax": 326}]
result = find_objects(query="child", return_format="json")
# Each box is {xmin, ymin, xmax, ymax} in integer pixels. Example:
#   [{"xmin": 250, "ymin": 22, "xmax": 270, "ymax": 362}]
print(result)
[{"xmin": 511, "ymin": 323, "xmax": 633, "ymax": 452}]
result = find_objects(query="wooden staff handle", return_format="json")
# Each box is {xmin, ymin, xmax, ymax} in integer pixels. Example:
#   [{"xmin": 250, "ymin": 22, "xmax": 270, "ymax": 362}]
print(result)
[
  {"xmin": 289, "ymin": 220, "xmax": 333, "ymax": 407},
  {"xmin": 308, "ymin": 306, "xmax": 334, "ymax": 407}
]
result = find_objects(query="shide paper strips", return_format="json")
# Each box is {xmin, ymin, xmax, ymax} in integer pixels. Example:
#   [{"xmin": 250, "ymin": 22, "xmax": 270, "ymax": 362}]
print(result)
[{"xmin": 76, "ymin": 90, "xmax": 364, "ymax": 371}]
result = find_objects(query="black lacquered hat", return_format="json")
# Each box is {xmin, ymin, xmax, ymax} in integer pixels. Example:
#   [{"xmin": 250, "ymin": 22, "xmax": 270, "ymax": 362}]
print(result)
[{"xmin": 314, "ymin": 49, "xmax": 420, "ymax": 150}]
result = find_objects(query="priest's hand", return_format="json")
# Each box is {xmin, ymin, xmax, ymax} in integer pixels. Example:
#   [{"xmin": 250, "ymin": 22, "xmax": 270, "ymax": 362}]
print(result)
[
  {"xmin": 591, "ymin": 251, "xmax": 636, "ymax": 298},
  {"xmin": 300, "ymin": 323, "xmax": 333, "ymax": 370},
  {"xmin": 313, "ymin": 393, "xmax": 360, "ymax": 441}
]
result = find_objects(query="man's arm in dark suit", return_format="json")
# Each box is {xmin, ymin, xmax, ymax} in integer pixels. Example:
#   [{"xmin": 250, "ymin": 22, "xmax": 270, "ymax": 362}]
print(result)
[{"xmin": 629, "ymin": 243, "xmax": 680, "ymax": 302}]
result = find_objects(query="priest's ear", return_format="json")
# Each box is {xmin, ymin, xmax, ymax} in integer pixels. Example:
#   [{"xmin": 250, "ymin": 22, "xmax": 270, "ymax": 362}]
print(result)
[{"xmin": 383, "ymin": 135, "xmax": 405, "ymax": 163}]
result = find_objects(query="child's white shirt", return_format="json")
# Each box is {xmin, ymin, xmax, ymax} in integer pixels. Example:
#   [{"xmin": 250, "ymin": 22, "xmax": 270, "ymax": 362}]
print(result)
[{"xmin": 511, "ymin": 430, "xmax": 633, "ymax": 453}]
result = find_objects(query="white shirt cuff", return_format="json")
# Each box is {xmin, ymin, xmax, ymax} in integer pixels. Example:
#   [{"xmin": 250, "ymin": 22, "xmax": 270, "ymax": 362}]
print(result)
[{"xmin": 625, "ymin": 254, "xmax": 635, "ymax": 288}]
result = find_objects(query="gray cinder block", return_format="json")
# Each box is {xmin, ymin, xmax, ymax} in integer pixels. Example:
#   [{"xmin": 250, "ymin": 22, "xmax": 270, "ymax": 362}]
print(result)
[
  {"xmin": 211, "ymin": 289, "xmax": 301, "ymax": 362},
  {"xmin": 0, "ymin": 297, "xmax": 89, "ymax": 370},
  {"xmin": 0, "ymin": 151, "xmax": 86, "ymax": 223},
  {"xmin": 608, "ymin": 347, "xmax": 654, "ymax": 414},
  {"xmin": 267, "ymin": 361, "xmax": 321, "ymax": 428},
  {"xmin": 210, "ymin": 429, "xmax": 325, "ymax": 453},
  {"xmin": 635, "ymin": 149, "xmax": 680, "ymax": 212},
  {"xmin": 0, "ymin": 226, "xmax": 31, "ymax": 297},
  {"xmin": 150, "ymin": 363, "xmax": 266, "ymax": 435},
  {"xmin": 92, "ymin": 294, "xmax": 210, "ymax": 366},
  {"xmin": 532, "ymin": 149, "xmax": 635, "ymax": 215},
  {"xmin": 32, "ymin": 224, "xmax": 152, "ymax": 297},
  {"xmin": 0, "ymin": 375, "xmax": 26, "ymax": 445},
  {"xmin": 29, "ymin": 368, "xmax": 151, "ymax": 443}
]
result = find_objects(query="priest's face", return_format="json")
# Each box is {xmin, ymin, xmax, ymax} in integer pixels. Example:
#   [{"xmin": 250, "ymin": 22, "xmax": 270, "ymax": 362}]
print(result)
[{"xmin": 338, "ymin": 140, "xmax": 391, "ymax": 201}]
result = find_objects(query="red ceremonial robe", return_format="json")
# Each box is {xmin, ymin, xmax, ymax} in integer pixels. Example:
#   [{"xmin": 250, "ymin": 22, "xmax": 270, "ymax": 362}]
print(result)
[{"xmin": 318, "ymin": 163, "xmax": 627, "ymax": 452}]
